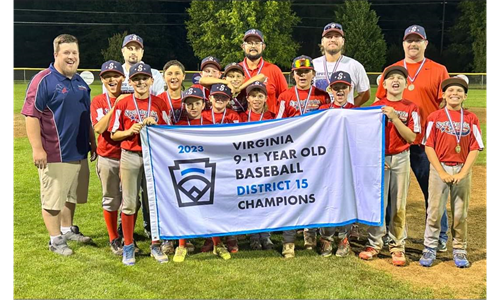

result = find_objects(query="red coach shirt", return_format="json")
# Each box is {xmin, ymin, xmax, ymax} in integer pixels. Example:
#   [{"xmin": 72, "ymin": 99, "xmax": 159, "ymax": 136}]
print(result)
[
  {"xmin": 276, "ymin": 86, "xmax": 330, "ymax": 119},
  {"xmin": 90, "ymin": 94, "xmax": 122, "ymax": 159},
  {"xmin": 202, "ymin": 108, "xmax": 240, "ymax": 124},
  {"xmin": 109, "ymin": 94, "xmax": 170, "ymax": 152},
  {"xmin": 372, "ymin": 98, "xmax": 421, "ymax": 155},
  {"xmin": 239, "ymin": 110, "xmax": 275, "ymax": 122},
  {"xmin": 239, "ymin": 58, "xmax": 288, "ymax": 114},
  {"xmin": 424, "ymin": 108, "xmax": 484, "ymax": 164}
]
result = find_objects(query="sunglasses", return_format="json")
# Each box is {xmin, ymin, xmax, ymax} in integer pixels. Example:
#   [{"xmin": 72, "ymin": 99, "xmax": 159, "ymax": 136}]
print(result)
[{"xmin": 294, "ymin": 58, "xmax": 312, "ymax": 69}]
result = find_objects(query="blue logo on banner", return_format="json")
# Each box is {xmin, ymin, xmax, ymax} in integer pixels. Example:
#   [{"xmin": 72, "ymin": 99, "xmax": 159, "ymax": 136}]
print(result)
[{"xmin": 169, "ymin": 158, "xmax": 216, "ymax": 207}]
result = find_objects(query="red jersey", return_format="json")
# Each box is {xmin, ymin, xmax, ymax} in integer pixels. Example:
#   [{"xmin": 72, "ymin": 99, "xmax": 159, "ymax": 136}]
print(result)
[
  {"xmin": 108, "ymin": 94, "xmax": 170, "ymax": 152},
  {"xmin": 372, "ymin": 98, "xmax": 421, "ymax": 155},
  {"xmin": 90, "ymin": 93, "xmax": 122, "ymax": 159},
  {"xmin": 239, "ymin": 58, "xmax": 288, "ymax": 114},
  {"xmin": 201, "ymin": 108, "xmax": 240, "ymax": 124},
  {"xmin": 376, "ymin": 59, "xmax": 449, "ymax": 143},
  {"xmin": 158, "ymin": 91, "xmax": 186, "ymax": 124},
  {"xmin": 175, "ymin": 117, "xmax": 210, "ymax": 126},
  {"xmin": 424, "ymin": 108, "xmax": 483, "ymax": 164},
  {"xmin": 276, "ymin": 86, "xmax": 330, "ymax": 118},
  {"xmin": 319, "ymin": 102, "xmax": 357, "ymax": 110},
  {"xmin": 239, "ymin": 110, "xmax": 275, "ymax": 122}
]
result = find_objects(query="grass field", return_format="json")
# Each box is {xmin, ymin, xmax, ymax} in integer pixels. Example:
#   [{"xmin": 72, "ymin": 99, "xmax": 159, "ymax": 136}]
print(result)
[{"xmin": 13, "ymin": 83, "xmax": 487, "ymax": 299}]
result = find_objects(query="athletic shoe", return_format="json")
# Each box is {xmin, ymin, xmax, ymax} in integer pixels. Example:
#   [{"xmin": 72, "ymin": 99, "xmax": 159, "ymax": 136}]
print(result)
[
  {"xmin": 173, "ymin": 247, "xmax": 187, "ymax": 263},
  {"xmin": 261, "ymin": 238, "xmax": 274, "ymax": 250},
  {"xmin": 392, "ymin": 251, "xmax": 406, "ymax": 266},
  {"xmin": 419, "ymin": 247, "xmax": 436, "ymax": 267},
  {"xmin": 382, "ymin": 234, "xmax": 392, "ymax": 247},
  {"xmin": 226, "ymin": 239, "xmax": 239, "ymax": 253},
  {"xmin": 282, "ymin": 243, "xmax": 295, "ymax": 259},
  {"xmin": 336, "ymin": 237, "xmax": 351, "ymax": 257},
  {"xmin": 63, "ymin": 225, "xmax": 93, "ymax": 243},
  {"xmin": 437, "ymin": 240, "xmax": 448, "ymax": 252},
  {"xmin": 304, "ymin": 234, "xmax": 317, "ymax": 250},
  {"xmin": 250, "ymin": 239, "xmax": 262, "ymax": 250},
  {"xmin": 110, "ymin": 238, "xmax": 123, "ymax": 255},
  {"xmin": 122, "ymin": 243, "xmax": 135, "ymax": 266},
  {"xmin": 213, "ymin": 243, "xmax": 231, "ymax": 260},
  {"xmin": 453, "ymin": 249, "xmax": 470, "ymax": 268},
  {"xmin": 201, "ymin": 238, "xmax": 214, "ymax": 253},
  {"xmin": 161, "ymin": 240, "xmax": 175, "ymax": 255},
  {"xmin": 49, "ymin": 236, "xmax": 73, "ymax": 256},
  {"xmin": 319, "ymin": 238, "xmax": 333, "ymax": 257},
  {"xmin": 349, "ymin": 224, "xmax": 361, "ymax": 241},
  {"xmin": 359, "ymin": 247, "xmax": 379, "ymax": 260},
  {"xmin": 185, "ymin": 241, "xmax": 195, "ymax": 253},
  {"xmin": 150, "ymin": 244, "xmax": 169, "ymax": 263}
]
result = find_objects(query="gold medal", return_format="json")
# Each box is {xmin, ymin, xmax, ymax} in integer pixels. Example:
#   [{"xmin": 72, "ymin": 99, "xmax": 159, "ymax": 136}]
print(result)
[
  {"xmin": 455, "ymin": 145, "xmax": 461, "ymax": 153},
  {"xmin": 408, "ymin": 84, "xmax": 415, "ymax": 91}
]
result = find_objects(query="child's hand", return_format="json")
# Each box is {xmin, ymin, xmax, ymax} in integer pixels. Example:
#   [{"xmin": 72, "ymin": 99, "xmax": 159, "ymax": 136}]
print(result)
[
  {"xmin": 438, "ymin": 170, "xmax": 454, "ymax": 183},
  {"xmin": 381, "ymin": 106, "xmax": 398, "ymax": 121},
  {"xmin": 143, "ymin": 117, "xmax": 157, "ymax": 126},
  {"xmin": 128, "ymin": 123, "xmax": 143, "ymax": 136},
  {"xmin": 452, "ymin": 172, "xmax": 467, "ymax": 184},
  {"xmin": 115, "ymin": 94, "xmax": 128, "ymax": 104},
  {"xmin": 384, "ymin": 162, "xmax": 390, "ymax": 170}
]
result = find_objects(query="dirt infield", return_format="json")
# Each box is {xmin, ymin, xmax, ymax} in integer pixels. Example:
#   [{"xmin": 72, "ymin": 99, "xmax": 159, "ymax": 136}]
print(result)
[{"xmin": 13, "ymin": 108, "xmax": 487, "ymax": 298}]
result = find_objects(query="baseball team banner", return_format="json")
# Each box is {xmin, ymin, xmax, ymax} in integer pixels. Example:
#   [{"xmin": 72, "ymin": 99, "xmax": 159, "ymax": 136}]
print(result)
[{"xmin": 141, "ymin": 108, "xmax": 385, "ymax": 240}]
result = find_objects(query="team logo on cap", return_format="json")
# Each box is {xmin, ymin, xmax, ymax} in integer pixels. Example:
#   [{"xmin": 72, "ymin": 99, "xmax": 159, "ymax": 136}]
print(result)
[{"xmin": 169, "ymin": 158, "xmax": 217, "ymax": 208}]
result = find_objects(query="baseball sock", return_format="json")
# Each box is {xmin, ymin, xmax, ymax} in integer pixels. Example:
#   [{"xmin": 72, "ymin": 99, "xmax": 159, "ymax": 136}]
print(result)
[
  {"xmin": 179, "ymin": 239, "xmax": 186, "ymax": 247},
  {"xmin": 212, "ymin": 237, "xmax": 221, "ymax": 245},
  {"xmin": 60, "ymin": 226, "xmax": 71, "ymax": 234},
  {"xmin": 103, "ymin": 210, "xmax": 119, "ymax": 242},
  {"xmin": 121, "ymin": 212, "xmax": 135, "ymax": 246}
]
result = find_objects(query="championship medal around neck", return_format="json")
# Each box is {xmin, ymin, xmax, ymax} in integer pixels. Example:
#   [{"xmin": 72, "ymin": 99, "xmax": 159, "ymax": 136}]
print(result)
[
  {"xmin": 455, "ymin": 144, "xmax": 461, "ymax": 154},
  {"xmin": 408, "ymin": 83, "xmax": 415, "ymax": 91}
]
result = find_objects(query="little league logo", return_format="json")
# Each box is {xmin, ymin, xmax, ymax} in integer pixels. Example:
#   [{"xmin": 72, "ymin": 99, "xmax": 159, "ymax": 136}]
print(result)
[{"xmin": 169, "ymin": 158, "xmax": 216, "ymax": 208}]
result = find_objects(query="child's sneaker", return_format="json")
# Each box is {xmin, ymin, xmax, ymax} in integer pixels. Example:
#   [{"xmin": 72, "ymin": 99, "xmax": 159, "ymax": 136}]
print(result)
[
  {"xmin": 122, "ymin": 243, "xmax": 135, "ymax": 266},
  {"xmin": 49, "ymin": 236, "xmax": 73, "ymax": 256},
  {"xmin": 335, "ymin": 237, "xmax": 351, "ymax": 257},
  {"xmin": 185, "ymin": 240, "xmax": 195, "ymax": 253},
  {"xmin": 437, "ymin": 240, "xmax": 448, "ymax": 252},
  {"xmin": 419, "ymin": 247, "xmax": 436, "ymax": 267},
  {"xmin": 213, "ymin": 242, "xmax": 231, "ymax": 260},
  {"xmin": 319, "ymin": 238, "xmax": 333, "ymax": 257},
  {"xmin": 161, "ymin": 240, "xmax": 175, "ymax": 255},
  {"xmin": 261, "ymin": 238, "xmax": 274, "ymax": 250},
  {"xmin": 392, "ymin": 251, "xmax": 406, "ymax": 266},
  {"xmin": 453, "ymin": 249, "xmax": 470, "ymax": 268},
  {"xmin": 173, "ymin": 246, "xmax": 187, "ymax": 263},
  {"xmin": 250, "ymin": 238, "xmax": 262, "ymax": 250},
  {"xmin": 349, "ymin": 224, "xmax": 361, "ymax": 241},
  {"xmin": 150, "ymin": 244, "xmax": 169, "ymax": 263},
  {"xmin": 109, "ymin": 238, "xmax": 123, "ymax": 255},
  {"xmin": 304, "ymin": 235, "xmax": 317, "ymax": 250},
  {"xmin": 226, "ymin": 239, "xmax": 239, "ymax": 253},
  {"xmin": 359, "ymin": 247, "xmax": 379, "ymax": 260},
  {"xmin": 201, "ymin": 238, "xmax": 214, "ymax": 252},
  {"xmin": 282, "ymin": 243, "xmax": 295, "ymax": 259}
]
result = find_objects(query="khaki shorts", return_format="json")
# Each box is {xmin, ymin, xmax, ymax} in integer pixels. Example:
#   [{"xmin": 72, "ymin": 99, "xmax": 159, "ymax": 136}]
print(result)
[{"xmin": 38, "ymin": 159, "xmax": 90, "ymax": 211}]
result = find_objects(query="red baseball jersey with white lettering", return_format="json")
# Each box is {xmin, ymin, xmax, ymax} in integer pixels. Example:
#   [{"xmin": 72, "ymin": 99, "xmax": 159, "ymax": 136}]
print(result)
[
  {"xmin": 108, "ymin": 94, "xmax": 170, "ymax": 152},
  {"xmin": 90, "ymin": 94, "xmax": 122, "ymax": 159},
  {"xmin": 276, "ymin": 86, "xmax": 330, "ymax": 118},
  {"xmin": 319, "ymin": 102, "xmax": 357, "ymax": 110},
  {"xmin": 239, "ymin": 110, "xmax": 275, "ymax": 122},
  {"xmin": 423, "ymin": 108, "xmax": 484, "ymax": 164},
  {"xmin": 202, "ymin": 108, "xmax": 240, "ymax": 124},
  {"xmin": 239, "ymin": 58, "xmax": 288, "ymax": 114},
  {"xmin": 372, "ymin": 97, "xmax": 421, "ymax": 155},
  {"xmin": 158, "ymin": 91, "xmax": 187, "ymax": 124}
]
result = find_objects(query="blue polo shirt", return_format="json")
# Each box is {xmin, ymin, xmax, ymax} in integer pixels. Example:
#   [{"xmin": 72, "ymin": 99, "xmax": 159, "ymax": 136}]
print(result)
[{"xmin": 21, "ymin": 63, "xmax": 91, "ymax": 163}]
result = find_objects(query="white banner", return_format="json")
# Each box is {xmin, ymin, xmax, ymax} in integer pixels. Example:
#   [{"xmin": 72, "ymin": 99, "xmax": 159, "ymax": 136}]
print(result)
[{"xmin": 141, "ymin": 108, "xmax": 385, "ymax": 240}]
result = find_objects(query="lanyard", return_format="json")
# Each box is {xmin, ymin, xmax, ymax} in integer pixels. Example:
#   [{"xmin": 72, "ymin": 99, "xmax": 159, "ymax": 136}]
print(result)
[
  {"xmin": 294, "ymin": 87, "xmax": 313, "ymax": 115},
  {"xmin": 243, "ymin": 58, "xmax": 264, "ymax": 78},
  {"xmin": 444, "ymin": 107, "xmax": 464, "ymax": 146},
  {"xmin": 132, "ymin": 94, "xmax": 151, "ymax": 123},
  {"xmin": 323, "ymin": 55, "xmax": 343, "ymax": 85},
  {"xmin": 211, "ymin": 108, "xmax": 227, "ymax": 124},
  {"xmin": 248, "ymin": 109, "xmax": 264, "ymax": 122},
  {"xmin": 403, "ymin": 57, "xmax": 426, "ymax": 83},
  {"xmin": 166, "ymin": 91, "xmax": 183, "ymax": 124},
  {"xmin": 105, "ymin": 93, "xmax": 112, "ymax": 110},
  {"xmin": 187, "ymin": 117, "xmax": 203, "ymax": 126},
  {"xmin": 232, "ymin": 97, "xmax": 246, "ymax": 111}
]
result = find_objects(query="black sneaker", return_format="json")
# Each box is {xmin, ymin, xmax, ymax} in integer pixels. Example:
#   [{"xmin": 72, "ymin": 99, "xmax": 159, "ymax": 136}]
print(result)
[{"xmin": 110, "ymin": 238, "xmax": 123, "ymax": 255}]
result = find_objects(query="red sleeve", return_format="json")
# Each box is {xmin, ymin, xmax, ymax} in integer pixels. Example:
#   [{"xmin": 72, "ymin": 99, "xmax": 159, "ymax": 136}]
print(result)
[
  {"xmin": 90, "ymin": 95, "xmax": 105, "ymax": 126},
  {"xmin": 108, "ymin": 100, "xmax": 126, "ymax": 133}
]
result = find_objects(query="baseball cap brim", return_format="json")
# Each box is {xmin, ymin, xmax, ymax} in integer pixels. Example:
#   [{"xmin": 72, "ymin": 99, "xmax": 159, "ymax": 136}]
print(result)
[
  {"xmin": 244, "ymin": 33, "xmax": 263, "ymax": 42},
  {"xmin": 225, "ymin": 65, "xmax": 244, "ymax": 74},
  {"xmin": 292, "ymin": 66, "xmax": 314, "ymax": 71},
  {"xmin": 182, "ymin": 95, "xmax": 204, "ymax": 102},
  {"xmin": 403, "ymin": 32, "xmax": 426, "ymax": 40},
  {"xmin": 129, "ymin": 71, "xmax": 152, "ymax": 79},
  {"xmin": 123, "ymin": 40, "xmax": 143, "ymax": 48},
  {"xmin": 99, "ymin": 69, "xmax": 124, "ymax": 77},
  {"xmin": 210, "ymin": 91, "xmax": 231, "ymax": 98},
  {"xmin": 383, "ymin": 66, "xmax": 408, "ymax": 79},
  {"xmin": 201, "ymin": 62, "xmax": 221, "ymax": 71},
  {"xmin": 329, "ymin": 80, "xmax": 351, "ymax": 87},
  {"xmin": 442, "ymin": 78, "xmax": 468, "ymax": 93},
  {"xmin": 322, "ymin": 28, "xmax": 344, "ymax": 37},
  {"xmin": 246, "ymin": 85, "xmax": 267, "ymax": 95}
]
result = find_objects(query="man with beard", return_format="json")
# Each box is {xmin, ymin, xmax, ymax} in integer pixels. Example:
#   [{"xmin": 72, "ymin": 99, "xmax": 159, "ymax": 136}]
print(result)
[
  {"xmin": 239, "ymin": 29, "xmax": 288, "ymax": 114},
  {"xmin": 103, "ymin": 34, "xmax": 165, "ymax": 96},
  {"xmin": 312, "ymin": 23, "xmax": 370, "ymax": 107}
]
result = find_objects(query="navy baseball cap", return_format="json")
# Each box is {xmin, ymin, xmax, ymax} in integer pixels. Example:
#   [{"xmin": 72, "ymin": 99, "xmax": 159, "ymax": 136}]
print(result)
[
  {"xmin": 442, "ymin": 76, "xmax": 469, "ymax": 93},
  {"xmin": 292, "ymin": 55, "xmax": 314, "ymax": 71},
  {"xmin": 210, "ymin": 83, "xmax": 232, "ymax": 99},
  {"xmin": 182, "ymin": 87, "xmax": 205, "ymax": 102},
  {"xmin": 246, "ymin": 81, "xmax": 267, "ymax": 96},
  {"xmin": 122, "ymin": 34, "xmax": 144, "ymax": 48},
  {"xmin": 201, "ymin": 56, "xmax": 222, "ymax": 71},
  {"xmin": 243, "ymin": 29, "xmax": 264, "ymax": 43},
  {"xmin": 403, "ymin": 25, "xmax": 427, "ymax": 40},
  {"xmin": 329, "ymin": 71, "xmax": 352, "ymax": 86},
  {"xmin": 322, "ymin": 22, "xmax": 344, "ymax": 37},
  {"xmin": 99, "ymin": 60, "xmax": 124, "ymax": 77},
  {"xmin": 129, "ymin": 62, "xmax": 152, "ymax": 79},
  {"xmin": 224, "ymin": 62, "xmax": 244, "ymax": 74},
  {"xmin": 383, "ymin": 65, "xmax": 408, "ymax": 79}
]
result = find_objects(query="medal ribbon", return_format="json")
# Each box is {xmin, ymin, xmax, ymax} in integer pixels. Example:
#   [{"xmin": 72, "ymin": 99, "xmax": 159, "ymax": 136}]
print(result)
[
  {"xmin": 323, "ymin": 55, "xmax": 343, "ymax": 85},
  {"xmin": 248, "ymin": 109, "xmax": 264, "ymax": 122},
  {"xmin": 243, "ymin": 58, "xmax": 264, "ymax": 78},
  {"xmin": 211, "ymin": 108, "xmax": 227, "ymax": 124},
  {"xmin": 132, "ymin": 94, "xmax": 151, "ymax": 123},
  {"xmin": 403, "ymin": 57, "xmax": 426, "ymax": 84},
  {"xmin": 444, "ymin": 107, "xmax": 463, "ymax": 147},
  {"xmin": 294, "ymin": 87, "xmax": 313, "ymax": 115},
  {"xmin": 166, "ymin": 91, "xmax": 183, "ymax": 124}
]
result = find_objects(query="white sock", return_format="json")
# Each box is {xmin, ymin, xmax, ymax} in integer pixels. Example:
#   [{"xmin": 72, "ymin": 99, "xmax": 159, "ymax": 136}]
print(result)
[
  {"xmin": 60, "ymin": 226, "xmax": 71, "ymax": 234},
  {"xmin": 50, "ymin": 235, "xmax": 62, "ymax": 244}
]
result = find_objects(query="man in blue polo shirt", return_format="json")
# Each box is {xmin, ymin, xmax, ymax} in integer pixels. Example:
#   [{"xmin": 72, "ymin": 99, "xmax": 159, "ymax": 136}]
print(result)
[{"xmin": 22, "ymin": 34, "xmax": 96, "ymax": 256}]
